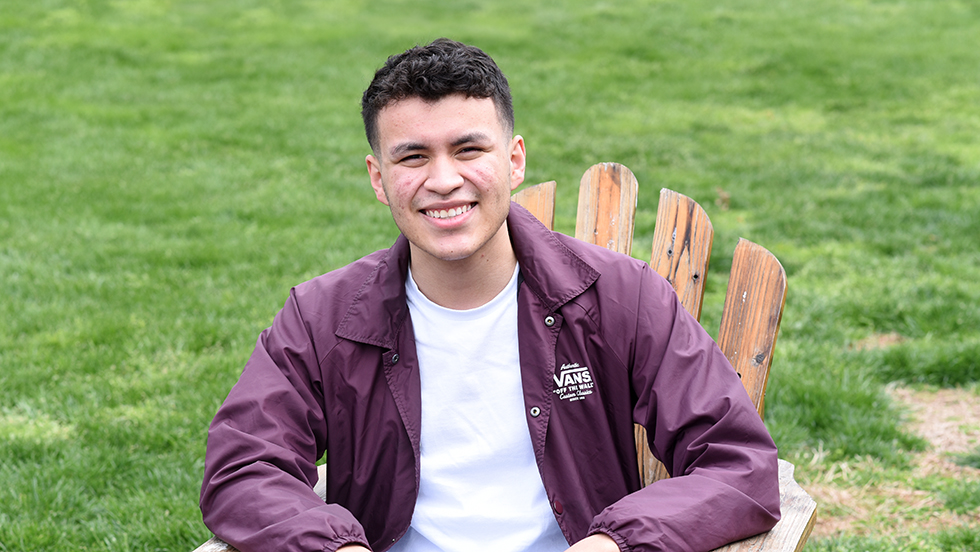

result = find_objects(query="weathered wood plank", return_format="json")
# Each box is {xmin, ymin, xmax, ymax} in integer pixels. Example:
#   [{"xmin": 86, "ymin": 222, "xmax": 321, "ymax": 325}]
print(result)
[
  {"xmin": 512, "ymin": 180, "xmax": 557, "ymax": 230},
  {"xmin": 192, "ymin": 536, "xmax": 236, "ymax": 552},
  {"xmin": 710, "ymin": 460, "xmax": 817, "ymax": 552},
  {"xmin": 716, "ymin": 239, "xmax": 787, "ymax": 418},
  {"xmin": 638, "ymin": 188, "xmax": 716, "ymax": 485},
  {"xmin": 648, "ymin": 188, "xmax": 714, "ymax": 321},
  {"xmin": 574, "ymin": 163, "xmax": 637, "ymax": 255}
]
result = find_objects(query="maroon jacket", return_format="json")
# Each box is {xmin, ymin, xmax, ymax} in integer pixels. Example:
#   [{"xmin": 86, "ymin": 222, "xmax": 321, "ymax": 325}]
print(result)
[{"xmin": 201, "ymin": 204, "xmax": 780, "ymax": 552}]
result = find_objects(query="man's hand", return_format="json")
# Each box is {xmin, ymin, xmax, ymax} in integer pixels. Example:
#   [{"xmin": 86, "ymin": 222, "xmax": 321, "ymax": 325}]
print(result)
[
  {"xmin": 337, "ymin": 545, "xmax": 371, "ymax": 552},
  {"xmin": 566, "ymin": 533, "xmax": 619, "ymax": 552}
]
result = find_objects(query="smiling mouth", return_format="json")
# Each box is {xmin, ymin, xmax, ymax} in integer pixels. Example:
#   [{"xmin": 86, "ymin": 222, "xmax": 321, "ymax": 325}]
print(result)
[{"xmin": 423, "ymin": 203, "xmax": 475, "ymax": 220}]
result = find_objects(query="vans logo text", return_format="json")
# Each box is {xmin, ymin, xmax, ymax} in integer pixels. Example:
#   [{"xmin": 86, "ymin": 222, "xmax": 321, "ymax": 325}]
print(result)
[{"xmin": 553, "ymin": 363, "xmax": 595, "ymax": 402}]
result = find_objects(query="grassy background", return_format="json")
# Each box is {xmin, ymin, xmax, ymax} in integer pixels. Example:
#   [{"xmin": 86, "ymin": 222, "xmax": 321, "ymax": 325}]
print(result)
[{"xmin": 1, "ymin": 0, "xmax": 978, "ymax": 550}]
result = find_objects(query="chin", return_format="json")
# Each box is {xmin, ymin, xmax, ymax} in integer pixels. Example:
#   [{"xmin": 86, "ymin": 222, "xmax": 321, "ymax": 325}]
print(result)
[
  {"xmin": 433, "ymin": 250, "xmax": 475, "ymax": 262},
  {"xmin": 419, "ymin": 242, "xmax": 480, "ymax": 263}
]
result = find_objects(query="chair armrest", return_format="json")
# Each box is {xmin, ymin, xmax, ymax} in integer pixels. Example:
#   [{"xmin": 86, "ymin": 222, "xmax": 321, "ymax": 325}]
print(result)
[
  {"xmin": 710, "ymin": 460, "xmax": 817, "ymax": 552},
  {"xmin": 192, "ymin": 535, "xmax": 237, "ymax": 552}
]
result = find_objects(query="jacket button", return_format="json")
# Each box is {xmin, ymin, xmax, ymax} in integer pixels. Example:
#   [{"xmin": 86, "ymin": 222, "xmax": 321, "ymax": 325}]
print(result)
[
  {"xmin": 529, "ymin": 406, "xmax": 541, "ymax": 417},
  {"xmin": 544, "ymin": 315, "xmax": 556, "ymax": 327},
  {"xmin": 391, "ymin": 353, "xmax": 399, "ymax": 364},
  {"xmin": 553, "ymin": 499, "xmax": 563, "ymax": 515}
]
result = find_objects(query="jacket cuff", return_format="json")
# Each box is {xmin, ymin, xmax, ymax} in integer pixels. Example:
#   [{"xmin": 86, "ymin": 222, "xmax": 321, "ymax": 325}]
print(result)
[
  {"xmin": 325, "ymin": 534, "xmax": 373, "ymax": 552},
  {"xmin": 588, "ymin": 526, "xmax": 632, "ymax": 552}
]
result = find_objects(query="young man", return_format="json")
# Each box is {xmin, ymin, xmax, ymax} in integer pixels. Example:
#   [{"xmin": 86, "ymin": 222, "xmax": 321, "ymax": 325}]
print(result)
[{"xmin": 201, "ymin": 39, "xmax": 780, "ymax": 552}]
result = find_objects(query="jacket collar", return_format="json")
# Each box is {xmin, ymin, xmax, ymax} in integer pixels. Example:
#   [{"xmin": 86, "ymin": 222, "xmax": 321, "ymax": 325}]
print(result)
[
  {"xmin": 334, "ymin": 234, "xmax": 412, "ymax": 349},
  {"xmin": 336, "ymin": 203, "xmax": 600, "ymax": 348},
  {"xmin": 506, "ymin": 203, "xmax": 600, "ymax": 312}
]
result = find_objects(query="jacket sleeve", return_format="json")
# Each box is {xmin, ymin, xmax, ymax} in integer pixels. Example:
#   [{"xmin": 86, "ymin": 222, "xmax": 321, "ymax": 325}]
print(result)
[
  {"xmin": 589, "ymin": 267, "xmax": 781, "ymax": 552},
  {"xmin": 200, "ymin": 289, "xmax": 372, "ymax": 552}
]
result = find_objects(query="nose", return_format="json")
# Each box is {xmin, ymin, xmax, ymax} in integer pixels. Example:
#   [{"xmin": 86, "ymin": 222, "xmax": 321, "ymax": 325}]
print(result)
[{"xmin": 424, "ymin": 155, "xmax": 464, "ymax": 195}]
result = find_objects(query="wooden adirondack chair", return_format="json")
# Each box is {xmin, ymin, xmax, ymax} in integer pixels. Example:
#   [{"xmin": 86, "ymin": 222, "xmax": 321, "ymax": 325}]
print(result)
[
  {"xmin": 539, "ymin": 163, "xmax": 815, "ymax": 552},
  {"xmin": 194, "ymin": 164, "xmax": 816, "ymax": 552}
]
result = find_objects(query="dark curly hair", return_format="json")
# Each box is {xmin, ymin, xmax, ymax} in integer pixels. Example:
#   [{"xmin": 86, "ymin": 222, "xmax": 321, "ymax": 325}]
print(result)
[{"xmin": 361, "ymin": 38, "xmax": 514, "ymax": 153}]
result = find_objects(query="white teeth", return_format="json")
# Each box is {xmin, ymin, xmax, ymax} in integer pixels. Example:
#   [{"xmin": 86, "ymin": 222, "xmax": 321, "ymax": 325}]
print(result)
[{"xmin": 425, "ymin": 204, "xmax": 472, "ymax": 219}]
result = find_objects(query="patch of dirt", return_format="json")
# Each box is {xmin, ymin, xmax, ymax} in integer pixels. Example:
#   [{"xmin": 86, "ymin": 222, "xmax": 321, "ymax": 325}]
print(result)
[
  {"xmin": 893, "ymin": 387, "xmax": 980, "ymax": 459},
  {"xmin": 850, "ymin": 332, "xmax": 906, "ymax": 351},
  {"xmin": 804, "ymin": 386, "xmax": 980, "ymax": 539}
]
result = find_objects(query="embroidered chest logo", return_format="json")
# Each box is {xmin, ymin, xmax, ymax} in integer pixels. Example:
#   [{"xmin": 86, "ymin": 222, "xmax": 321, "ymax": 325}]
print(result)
[{"xmin": 553, "ymin": 363, "xmax": 595, "ymax": 402}]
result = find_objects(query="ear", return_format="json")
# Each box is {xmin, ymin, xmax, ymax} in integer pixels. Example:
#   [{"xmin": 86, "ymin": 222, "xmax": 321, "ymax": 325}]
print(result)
[
  {"xmin": 508, "ymin": 135, "xmax": 526, "ymax": 191},
  {"xmin": 366, "ymin": 154, "xmax": 389, "ymax": 205}
]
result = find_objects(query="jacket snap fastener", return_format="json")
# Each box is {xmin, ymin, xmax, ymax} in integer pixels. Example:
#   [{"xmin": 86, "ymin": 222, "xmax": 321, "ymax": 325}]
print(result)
[
  {"xmin": 544, "ymin": 315, "xmax": 556, "ymax": 327},
  {"xmin": 553, "ymin": 499, "xmax": 563, "ymax": 515},
  {"xmin": 530, "ymin": 406, "xmax": 541, "ymax": 417},
  {"xmin": 391, "ymin": 353, "xmax": 399, "ymax": 364}
]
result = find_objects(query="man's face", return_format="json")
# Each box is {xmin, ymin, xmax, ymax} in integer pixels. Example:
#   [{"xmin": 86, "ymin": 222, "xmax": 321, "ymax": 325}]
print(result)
[{"xmin": 366, "ymin": 95, "xmax": 526, "ymax": 265}]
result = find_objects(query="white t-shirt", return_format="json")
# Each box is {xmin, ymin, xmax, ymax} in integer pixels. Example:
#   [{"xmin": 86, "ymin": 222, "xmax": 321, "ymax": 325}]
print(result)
[{"xmin": 389, "ymin": 264, "xmax": 567, "ymax": 552}]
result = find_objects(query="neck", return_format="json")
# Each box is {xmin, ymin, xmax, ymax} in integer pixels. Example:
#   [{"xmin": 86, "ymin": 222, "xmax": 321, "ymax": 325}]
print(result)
[{"xmin": 408, "ymin": 226, "xmax": 517, "ymax": 310}]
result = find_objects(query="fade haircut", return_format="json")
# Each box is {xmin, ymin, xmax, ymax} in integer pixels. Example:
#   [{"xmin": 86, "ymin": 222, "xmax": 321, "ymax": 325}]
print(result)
[{"xmin": 361, "ymin": 38, "xmax": 514, "ymax": 153}]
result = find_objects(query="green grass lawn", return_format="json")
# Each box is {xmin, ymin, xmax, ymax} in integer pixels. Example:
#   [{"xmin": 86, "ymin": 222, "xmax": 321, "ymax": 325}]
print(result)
[{"xmin": 1, "ymin": 1, "xmax": 978, "ymax": 550}]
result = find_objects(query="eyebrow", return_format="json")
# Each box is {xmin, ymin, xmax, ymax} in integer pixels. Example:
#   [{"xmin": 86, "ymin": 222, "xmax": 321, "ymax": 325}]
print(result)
[
  {"xmin": 451, "ymin": 132, "xmax": 492, "ymax": 147},
  {"xmin": 387, "ymin": 132, "xmax": 494, "ymax": 159},
  {"xmin": 388, "ymin": 142, "xmax": 426, "ymax": 159}
]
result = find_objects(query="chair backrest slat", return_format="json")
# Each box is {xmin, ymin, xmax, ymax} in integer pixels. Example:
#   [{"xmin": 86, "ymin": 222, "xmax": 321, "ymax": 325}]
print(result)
[
  {"xmin": 574, "ymin": 163, "xmax": 637, "ymax": 255},
  {"xmin": 637, "ymin": 189, "xmax": 716, "ymax": 486},
  {"xmin": 716, "ymin": 238, "xmax": 787, "ymax": 418},
  {"xmin": 649, "ymin": 189, "xmax": 714, "ymax": 322},
  {"xmin": 511, "ymin": 180, "xmax": 557, "ymax": 230}
]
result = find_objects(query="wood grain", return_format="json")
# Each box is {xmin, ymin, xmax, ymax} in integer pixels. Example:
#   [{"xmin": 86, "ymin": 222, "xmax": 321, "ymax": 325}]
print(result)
[
  {"xmin": 192, "ymin": 536, "xmax": 235, "ymax": 552},
  {"xmin": 512, "ymin": 180, "xmax": 557, "ymax": 230},
  {"xmin": 637, "ymin": 188, "xmax": 715, "ymax": 485},
  {"xmin": 574, "ymin": 163, "xmax": 637, "ymax": 255},
  {"xmin": 648, "ymin": 188, "xmax": 714, "ymax": 321},
  {"xmin": 716, "ymin": 239, "xmax": 787, "ymax": 418}
]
